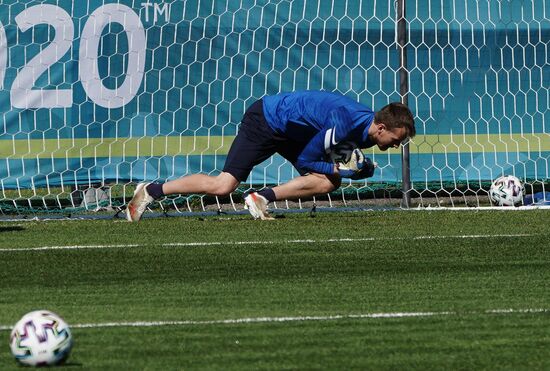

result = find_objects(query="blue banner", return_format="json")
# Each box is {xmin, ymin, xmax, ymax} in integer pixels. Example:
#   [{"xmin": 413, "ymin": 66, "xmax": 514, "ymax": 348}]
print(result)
[{"xmin": 0, "ymin": 0, "xmax": 548, "ymax": 189}]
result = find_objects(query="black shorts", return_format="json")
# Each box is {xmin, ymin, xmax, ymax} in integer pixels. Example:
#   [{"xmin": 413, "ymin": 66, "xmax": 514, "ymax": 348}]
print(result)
[{"xmin": 223, "ymin": 99, "xmax": 307, "ymax": 182}]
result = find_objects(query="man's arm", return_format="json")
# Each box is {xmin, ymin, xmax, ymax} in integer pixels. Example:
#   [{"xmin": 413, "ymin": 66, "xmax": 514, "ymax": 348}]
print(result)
[
  {"xmin": 295, "ymin": 107, "xmax": 358, "ymax": 175},
  {"xmin": 295, "ymin": 128, "xmax": 337, "ymax": 175}
]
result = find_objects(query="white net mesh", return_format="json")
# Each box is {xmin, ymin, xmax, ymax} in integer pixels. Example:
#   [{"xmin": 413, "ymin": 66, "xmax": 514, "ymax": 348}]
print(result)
[
  {"xmin": 0, "ymin": 0, "xmax": 548, "ymax": 217},
  {"xmin": 407, "ymin": 1, "xmax": 550, "ymax": 207}
]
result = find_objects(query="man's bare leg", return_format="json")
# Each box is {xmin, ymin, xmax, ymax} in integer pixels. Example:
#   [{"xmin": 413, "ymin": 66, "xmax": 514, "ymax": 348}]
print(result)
[
  {"xmin": 243, "ymin": 173, "xmax": 340, "ymax": 220},
  {"xmin": 161, "ymin": 172, "xmax": 239, "ymax": 196},
  {"xmin": 127, "ymin": 172, "xmax": 239, "ymax": 221},
  {"xmin": 271, "ymin": 173, "xmax": 341, "ymax": 201}
]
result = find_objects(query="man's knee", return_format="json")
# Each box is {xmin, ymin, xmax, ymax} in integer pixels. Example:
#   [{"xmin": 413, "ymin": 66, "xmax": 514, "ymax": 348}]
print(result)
[
  {"xmin": 311, "ymin": 173, "xmax": 341, "ymax": 193},
  {"xmin": 210, "ymin": 172, "xmax": 239, "ymax": 196}
]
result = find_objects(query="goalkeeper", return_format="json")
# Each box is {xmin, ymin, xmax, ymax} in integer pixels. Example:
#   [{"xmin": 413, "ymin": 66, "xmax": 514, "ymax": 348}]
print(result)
[{"xmin": 127, "ymin": 90, "xmax": 415, "ymax": 221}]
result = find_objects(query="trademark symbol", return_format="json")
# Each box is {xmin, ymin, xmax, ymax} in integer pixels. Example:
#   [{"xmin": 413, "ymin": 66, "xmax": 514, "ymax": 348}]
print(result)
[{"xmin": 141, "ymin": 2, "xmax": 170, "ymax": 24}]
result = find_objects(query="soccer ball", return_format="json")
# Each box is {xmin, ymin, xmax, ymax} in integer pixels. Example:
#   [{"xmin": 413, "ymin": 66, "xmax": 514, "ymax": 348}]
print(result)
[
  {"xmin": 9, "ymin": 310, "xmax": 73, "ymax": 366},
  {"xmin": 489, "ymin": 175, "xmax": 524, "ymax": 206}
]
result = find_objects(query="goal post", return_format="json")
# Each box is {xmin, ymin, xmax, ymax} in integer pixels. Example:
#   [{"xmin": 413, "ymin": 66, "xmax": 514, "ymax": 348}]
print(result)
[
  {"xmin": 406, "ymin": 0, "xmax": 550, "ymax": 207},
  {"xmin": 396, "ymin": 0, "xmax": 412, "ymax": 208},
  {"xmin": 0, "ymin": 0, "xmax": 548, "ymax": 216}
]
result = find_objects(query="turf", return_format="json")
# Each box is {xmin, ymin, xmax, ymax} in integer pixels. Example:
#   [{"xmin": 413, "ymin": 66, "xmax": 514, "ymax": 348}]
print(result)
[{"xmin": 0, "ymin": 210, "xmax": 549, "ymax": 369}]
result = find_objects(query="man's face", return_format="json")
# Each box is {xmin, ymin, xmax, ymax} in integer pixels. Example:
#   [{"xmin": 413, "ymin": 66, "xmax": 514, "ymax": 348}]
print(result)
[{"xmin": 375, "ymin": 125, "xmax": 408, "ymax": 151}]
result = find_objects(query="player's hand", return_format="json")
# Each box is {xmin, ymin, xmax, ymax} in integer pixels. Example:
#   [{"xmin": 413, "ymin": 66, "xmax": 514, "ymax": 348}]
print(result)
[
  {"xmin": 337, "ymin": 152, "xmax": 377, "ymax": 179},
  {"xmin": 350, "ymin": 156, "xmax": 377, "ymax": 179}
]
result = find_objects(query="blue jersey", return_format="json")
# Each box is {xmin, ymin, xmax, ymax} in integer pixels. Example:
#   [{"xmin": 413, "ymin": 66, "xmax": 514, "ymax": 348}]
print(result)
[{"xmin": 262, "ymin": 91, "xmax": 375, "ymax": 175}]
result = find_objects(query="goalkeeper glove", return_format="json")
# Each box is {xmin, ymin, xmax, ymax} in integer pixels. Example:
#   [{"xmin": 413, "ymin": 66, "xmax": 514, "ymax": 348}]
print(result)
[
  {"xmin": 350, "ymin": 157, "xmax": 376, "ymax": 179},
  {"xmin": 337, "ymin": 149, "xmax": 376, "ymax": 179}
]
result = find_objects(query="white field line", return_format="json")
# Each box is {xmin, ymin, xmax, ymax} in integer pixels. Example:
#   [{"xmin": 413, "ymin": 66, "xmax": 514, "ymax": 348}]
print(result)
[
  {"xmin": 416, "ymin": 205, "xmax": 550, "ymax": 211},
  {"xmin": 0, "ymin": 244, "xmax": 141, "ymax": 252},
  {"xmin": 0, "ymin": 308, "xmax": 547, "ymax": 331},
  {"xmin": 0, "ymin": 205, "xmax": 547, "ymax": 223},
  {"xmin": 0, "ymin": 234, "xmax": 536, "ymax": 252}
]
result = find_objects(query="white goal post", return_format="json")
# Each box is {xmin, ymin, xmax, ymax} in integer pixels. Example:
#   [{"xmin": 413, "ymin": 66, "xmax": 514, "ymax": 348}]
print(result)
[{"xmin": 0, "ymin": 0, "xmax": 548, "ymax": 215}]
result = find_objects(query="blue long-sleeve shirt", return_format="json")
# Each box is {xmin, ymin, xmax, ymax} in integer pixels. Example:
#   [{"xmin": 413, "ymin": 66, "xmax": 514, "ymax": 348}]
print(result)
[{"xmin": 262, "ymin": 91, "xmax": 375, "ymax": 174}]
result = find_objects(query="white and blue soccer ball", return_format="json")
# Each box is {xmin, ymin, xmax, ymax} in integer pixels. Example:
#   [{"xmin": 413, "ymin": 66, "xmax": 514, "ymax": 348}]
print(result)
[
  {"xmin": 489, "ymin": 175, "xmax": 524, "ymax": 206},
  {"xmin": 9, "ymin": 310, "xmax": 73, "ymax": 367}
]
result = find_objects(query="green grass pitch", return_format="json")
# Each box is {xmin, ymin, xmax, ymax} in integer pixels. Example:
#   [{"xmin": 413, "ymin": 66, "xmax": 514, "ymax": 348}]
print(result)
[{"xmin": 0, "ymin": 210, "xmax": 549, "ymax": 369}]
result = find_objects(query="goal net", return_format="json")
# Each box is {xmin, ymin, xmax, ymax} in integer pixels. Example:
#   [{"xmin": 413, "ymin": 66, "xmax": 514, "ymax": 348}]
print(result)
[{"xmin": 0, "ymin": 0, "xmax": 548, "ymax": 216}]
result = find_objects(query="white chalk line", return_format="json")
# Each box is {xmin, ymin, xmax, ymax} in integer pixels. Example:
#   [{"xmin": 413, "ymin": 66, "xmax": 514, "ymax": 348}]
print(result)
[
  {"xmin": 0, "ymin": 308, "xmax": 547, "ymax": 331},
  {"xmin": 0, "ymin": 234, "xmax": 535, "ymax": 252}
]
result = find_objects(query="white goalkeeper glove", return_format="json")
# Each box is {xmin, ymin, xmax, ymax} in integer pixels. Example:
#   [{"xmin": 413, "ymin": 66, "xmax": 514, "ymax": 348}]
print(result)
[{"xmin": 336, "ymin": 149, "xmax": 377, "ymax": 179}]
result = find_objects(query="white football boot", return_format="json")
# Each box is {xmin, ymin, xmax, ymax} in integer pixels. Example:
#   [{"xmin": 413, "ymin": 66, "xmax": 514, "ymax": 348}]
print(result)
[
  {"xmin": 244, "ymin": 192, "xmax": 274, "ymax": 220},
  {"xmin": 126, "ymin": 183, "xmax": 154, "ymax": 222}
]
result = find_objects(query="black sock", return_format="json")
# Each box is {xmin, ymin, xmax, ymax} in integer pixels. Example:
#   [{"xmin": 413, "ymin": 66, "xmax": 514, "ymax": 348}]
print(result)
[
  {"xmin": 146, "ymin": 183, "xmax": 165, "ymax": 199},
  {"xmin": 257, "ymin": 188, "xmax": 276, "ymax": 203}
]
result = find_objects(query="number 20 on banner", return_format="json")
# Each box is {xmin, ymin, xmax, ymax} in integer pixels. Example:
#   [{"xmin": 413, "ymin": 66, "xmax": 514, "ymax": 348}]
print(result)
[{"xmin": 0, "ymin": 3, "xmax": 165, "ymax": 109}]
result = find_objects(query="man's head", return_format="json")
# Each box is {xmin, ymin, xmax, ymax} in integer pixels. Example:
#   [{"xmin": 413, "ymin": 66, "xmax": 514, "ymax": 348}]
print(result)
[{"xmin": 369, "ymin": 102, "xmax": 415, "ymax": 151}]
